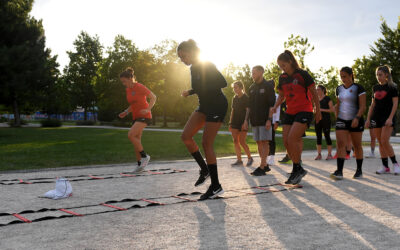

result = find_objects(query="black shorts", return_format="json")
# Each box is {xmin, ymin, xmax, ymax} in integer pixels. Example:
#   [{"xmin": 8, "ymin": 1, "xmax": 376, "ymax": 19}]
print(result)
[
  {"xmin": 282, "ymin": 112, "xmax": 313, "ymax": 127},
  {"xmin": 196, "ymin": 108, "xmax": 226, "ymax": 123},
  {"xmin": 370, "ymin": 116, "xmax": 396, "ymax": 128},
  {"xmin": 133, "ymin": 118, "xmax": 152, "ymax": 126},
  {"xmin": 335, "ymin": 117, "xmax": 364, "ymax": 132},
  {"xmin": 230, "ymin": 123, "xmax": 247, "ymax": 131}
]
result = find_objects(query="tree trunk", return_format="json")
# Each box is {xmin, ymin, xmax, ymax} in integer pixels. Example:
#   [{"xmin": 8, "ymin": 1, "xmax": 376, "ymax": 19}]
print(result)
[
  {"xmin": 162, "ymin": 106, "xmax": 167, "ymax": 128},
  {"xmin": 12, "ymin": 99, "xmax": 21, "ymax": 127}
]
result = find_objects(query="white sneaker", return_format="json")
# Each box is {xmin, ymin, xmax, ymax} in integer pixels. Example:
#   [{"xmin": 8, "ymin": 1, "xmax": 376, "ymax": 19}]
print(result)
[
  {"xmin": 394, "ymin": 163, "xmax": 400, "ymax": 175},
  {"xmin": 366, "ymin": 151, "xmax": 375, "ymax": 158},
  {"xmin": 267, "ymin": 156, "xmax": 275, "ymax": 166},
  {"xmin": 376, "ymin": 166, "xmax": 390, "ymax": 174},
  {"xmin": 141, "ymin": 154, "xmax": 151, "ymax": 168}
]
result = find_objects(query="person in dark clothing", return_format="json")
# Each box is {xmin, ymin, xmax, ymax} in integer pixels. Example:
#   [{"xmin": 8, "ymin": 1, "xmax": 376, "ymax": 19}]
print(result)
[
  {"xmin": 229, "ymin": 81, "xmax": 253, "ymax": 167},
  {"xmin": 243, "ymin": 65, "xmax": 275, "ymax": 176},
  {"xmin": 178, "ymin": 39, "xmax": 227, "ymax": 200},
  {"xmin": 267, "ymin": 93, "xmax": 281, "ymax": 166},
  {"xmin": 315, "ymin": 85, "xmax": 335, "ymax": 160},
  {"xmin": 366, "ymin": 65, "xmax": 400, "ymax": 175}
]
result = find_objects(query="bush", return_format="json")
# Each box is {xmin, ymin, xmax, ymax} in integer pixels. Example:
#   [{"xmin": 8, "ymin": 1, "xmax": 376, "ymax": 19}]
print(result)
[
  {"xmin": 76, "ymin": 120, "xmax": 96, "ymax": 126},
  {"xmin": 0, "ymin": 117, "xmax": 8, "ymax": 123},
  {"xmin": 8, "ymin": 119, "xmax": 28, "ymax": 127},
  {"xmin": 40, "ymin": 119, "xmax": 62, "ymax": 127},
  {"xmin": 111, "ymin": 120, "xmax": 132, "ymax": 128}
]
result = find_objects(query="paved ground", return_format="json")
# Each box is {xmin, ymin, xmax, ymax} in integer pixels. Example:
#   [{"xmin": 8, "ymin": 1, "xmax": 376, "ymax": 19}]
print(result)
[{"xmin": 1, "ymin": 147, "xmax": 400, "ymax": 249}]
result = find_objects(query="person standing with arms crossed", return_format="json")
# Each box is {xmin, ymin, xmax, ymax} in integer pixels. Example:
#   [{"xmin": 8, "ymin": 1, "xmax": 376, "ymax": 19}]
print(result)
[{"xmin": 243, "ymin": 65, "xmax": 275, "ymax": 176}]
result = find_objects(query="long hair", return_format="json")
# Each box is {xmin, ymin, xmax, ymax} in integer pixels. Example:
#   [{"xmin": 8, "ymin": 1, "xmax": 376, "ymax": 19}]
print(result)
[
  {"xmin": 376, "ymin": 65, "xmax": 396, "ymax": 87},
  {"xmin": 231, "ymin": 80, "xmax": 245, "ymax": 94},
  {"xmin": 317, "ymin": 85, "xmax": 327, "ymax": 95},
  {"xmin": 277, "ymin": 50, "xmax": 300, "ymax": 70}
]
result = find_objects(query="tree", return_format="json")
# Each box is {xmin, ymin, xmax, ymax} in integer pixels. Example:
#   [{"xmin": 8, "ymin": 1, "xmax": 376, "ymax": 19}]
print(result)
[
  {"xmin": 284, "ymin": 34, "xmax": 315, "ymax": 69},
  {"xmin": 64, "ymin": 31, "xmax": 103, "ymax": 120},
  {"xmin": 0, "ymin": 0, "xmax": 58, "ymax": 126}
]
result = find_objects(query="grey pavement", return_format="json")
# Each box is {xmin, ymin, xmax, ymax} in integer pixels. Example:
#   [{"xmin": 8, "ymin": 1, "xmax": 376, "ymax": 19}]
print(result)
[{"xmin": 1, "ymin": 146, "xmax": 400, "ymax": 249}]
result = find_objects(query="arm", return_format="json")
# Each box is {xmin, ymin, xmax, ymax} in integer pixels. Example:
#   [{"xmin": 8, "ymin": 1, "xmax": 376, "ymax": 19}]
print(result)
[
  {"xmin": 351, "ymin": 93, "xmax": 366, "ymax": 128},
  {"xmin": 243, "ymin": 107, "xmax": 250, "ymax": 131},
  {"xmin": 119, "ymin": 105, "xmax": 132, "ymax": 118},
  {"xmin": 271, "ymin": 90, "xmax": 285, "ymax": 114},
  {"xmin": 386, "ymin": 96, "xmax": 398, "ymax": 126},
  {"xmin": 140, "ymin": 91, "xmax": 157, "ymax": 115},
  {"xmin": 365, "ymin": 98, "xmax": 375, "ymax": 128},
  {"xmin": 310, "ymin": 85, "xmax": 321, "ymax": 123}
]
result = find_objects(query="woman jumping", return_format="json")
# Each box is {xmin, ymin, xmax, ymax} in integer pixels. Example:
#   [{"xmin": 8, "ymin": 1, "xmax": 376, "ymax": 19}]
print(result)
[
  {"xmin": 177, "ymin": 39, "xmax": 228, "ymax": 200},
  {"xmin": 119, "ymin": 67, "xmax": 156, "ymax": 172}
]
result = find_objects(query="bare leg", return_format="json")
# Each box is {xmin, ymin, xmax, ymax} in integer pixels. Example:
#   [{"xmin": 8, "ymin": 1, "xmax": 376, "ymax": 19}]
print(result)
[
  {"xmin": 231, "ymin": 128, "xmax": 242, "ymax": 161},
  {"xmin": 181, "ymin": 112, "xmax": 206, "ymax": 153},
  {"xmin": 128, "ymin": 122, "xmax": 147, "ymax": 161}
]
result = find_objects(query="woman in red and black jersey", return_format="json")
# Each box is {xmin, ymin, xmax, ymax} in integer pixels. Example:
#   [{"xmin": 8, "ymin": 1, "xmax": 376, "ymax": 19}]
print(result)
[
  {"xmin": 365, "ymin": 65, "xmax": 399, "ymax": 175},
  {"xmin": 119, "ymin": 67, "xmax": 157, "ymax": 172},
  {"xmin": 271, "ymin": 50, "xmax": 321, "ymax": 184}
]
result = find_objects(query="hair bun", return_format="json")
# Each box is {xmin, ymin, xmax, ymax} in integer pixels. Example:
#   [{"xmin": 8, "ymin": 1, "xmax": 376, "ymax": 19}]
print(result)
[{"xmin": 125, "ymin": 67, "xmax": 134, "ymax": 74}]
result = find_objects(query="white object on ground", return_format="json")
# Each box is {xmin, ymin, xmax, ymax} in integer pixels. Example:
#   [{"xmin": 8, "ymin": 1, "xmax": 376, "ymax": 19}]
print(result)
[{"xmin": 42, "ymin": 178, "xmax": 73, "ymax": 199}]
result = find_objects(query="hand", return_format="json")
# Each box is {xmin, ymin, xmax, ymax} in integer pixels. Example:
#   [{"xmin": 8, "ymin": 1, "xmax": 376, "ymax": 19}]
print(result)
[
  {"xmin": 351, "ymin": 118, "xmax": 359, "ymax": 128},
  {"xmin": 229, "ymin": 126, "xmax": 232, "ymax": 132},
  {"xmin": 385, "ymin": 118, "xmax": 393, "ymax": 127},
  {"xmin": 270, "ymin": 107, "xmax": 277, "ymax": 114},
  {"xmin": 315, "ymin": 111, "xmax": 322, "ymax": 123},
  {"xmin": 181, "ymin": 90, "xmax": 189, "ymax": 97},
  {"xmin": 265, "ymin": 120, "xmax": 271, "ymax": 130},
  {"xmin": 140, "ymin": 109, "xmax": 150, "ymax": 115},
  {"xmin": 365, "ymin": 120, "xmax": 370, "ymax": 129},
  {"xmin": 118, "ymin": 111, "xmax": 128, "ymax": 118},
  {"xmin": 242, "ymin": 121, "xmax": 248, "ymax": 131},
  {"xmin": 274, "ymin": 122, "xmax": 279, "ymax": 130}
]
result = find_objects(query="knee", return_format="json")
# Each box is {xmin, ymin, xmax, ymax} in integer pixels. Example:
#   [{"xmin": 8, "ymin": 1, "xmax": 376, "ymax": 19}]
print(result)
[
  {"xmin": 181, "ymin": 133, "xmax": 192, "ymax": 144},
  {"xmin": 233, "ymin": 137, "xmax": 240, "ymax": 144}
]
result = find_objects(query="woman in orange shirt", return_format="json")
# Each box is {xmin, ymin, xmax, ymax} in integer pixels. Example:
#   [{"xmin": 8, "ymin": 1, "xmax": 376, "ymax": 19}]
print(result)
[{"xmin": 119, "ymin": 67, "xmax": 157, "ymax": 172}]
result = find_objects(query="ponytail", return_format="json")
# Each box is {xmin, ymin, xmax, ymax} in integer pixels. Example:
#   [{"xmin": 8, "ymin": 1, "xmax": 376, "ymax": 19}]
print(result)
[
  {"xmin": 120, "ymin": 67, "xmax": 135, "ymax": 80},
  {"xmin": 277, "ymin": 50, "xmax": 300, "ymax": 70}
]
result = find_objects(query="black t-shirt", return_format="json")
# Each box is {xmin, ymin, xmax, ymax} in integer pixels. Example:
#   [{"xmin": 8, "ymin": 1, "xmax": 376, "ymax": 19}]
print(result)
[
  {"xmin": 189, "ymin": 61, "xmax": 227, "ymax": 112},
  {"xmin": 248, "ymin": 79, "xmax": 275, "ymax": 126},
  {"xmin": 230, "ymin": 94, "xmax": 249, "ymax": 126},
  {"xmin": 372, "ymin": 83, "xmax": 399, "ymax": 119},
  {"xmin": 320, "ymin": 96, "xmax": 332, "ymax": 121}
]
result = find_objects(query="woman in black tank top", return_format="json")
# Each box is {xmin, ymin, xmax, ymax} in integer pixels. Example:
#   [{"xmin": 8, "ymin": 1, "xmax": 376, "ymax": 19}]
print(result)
[{"xmin": 315, "ymin": 85, "xmax": 334, "ymax": 160}]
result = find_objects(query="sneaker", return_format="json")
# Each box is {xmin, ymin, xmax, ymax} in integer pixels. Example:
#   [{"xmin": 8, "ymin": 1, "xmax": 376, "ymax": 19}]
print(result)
[
  {"xmin": 194, "ymin": 170, "xmax": 209, "ymax": 187},
  {"xmin": 290, "ymin": 168, "xmax": 308, "ymax": 184},
  {"xmin": 285, "ymin": 171, "xmax": 296, "ymax": 184},
  {"xmin": 366, "ymin": 151, "xmax": 376, "ymax": 158},
  {"xmin": 246, "ymin": 157, "xmax": 254, "ymax": 166},
  {"xmin": 199, "ymin": 184, "xmax": 224, "ymax": 200},
  {"xmin": 326, "ymin": 154, "xmax": 334, "ymax": 160},
  {"xmin": 345, "ymin": 154, "xmax": 350, "ymax": 160},
  {"xmin": 231, "ymin": 160, "xmax": 243, "ymax": 166},
  {"xmin": 133, "ymin": 161, "xmax": 144, "ymax": 173},
  {"xmin": 279, "ymin": 154, "xmax": 291, "ymax": 164},
  {"xmin": 393, "ymin": 163, "xmax": 400, "ymax": 175},
  {"xmin": 251, "ymin": 167, "xmax": 266, "ymax": 176},
  {"xmin": 141, "ymin": 154, "xmax": 151, "ymax": 168},
  {"xmin": 315, "ymin": 154, "xmax": 322, "ymax": 160},
  {"xmin": 353, "ymin": 170, "xmax": 363, "ymax": 179},
  {"xmin": 376, "ymin": 166, "xmax": 390, "ymax": 175},
  {"xmin": 267, "ymin": 156, "xmax": 275, "ymax": 166},
  {"xmin": 330, "ymin": 170, "xmax": 343, "ymax": 180}
]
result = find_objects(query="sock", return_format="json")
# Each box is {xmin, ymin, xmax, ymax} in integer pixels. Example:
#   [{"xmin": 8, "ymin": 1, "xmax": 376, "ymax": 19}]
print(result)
[
  {"xmin": 337, "ymin": 158, "xmax": 345, "ymax": 173},
  {"xmin": 191, "ymin": 151, "xmax": 208, "ymax": 173},
  {"xmin": 382, "ymin": 158, "xmax": 389, "ymax": 168},
  {"xmin": 137, "ymin": 161, "xmax": 141, "ymax": 166},
  {"xmin": 356, "ymin": 159, "xmax": 363, "ymax": 171},
  {"xmin": 346, "ymin": 150, "xmax": 351, "ymax": 156},
  {"xmin": 371, "ymin": 148, "xmax": 375, "ymax": 153},
  {"xmin": 390, "ymin": 155, "xmax": 398, "ymax": 164},
  {"xmin": 270, "ymin": 155, "xmax": 274, "ymax": 161},
  {"xmin": 293, "ymin": 163, "xmax": 301, "ymax": 172},
  {"xmin": 139, "ymin": 150, "xmax": 147, "ymax": 158},
  {"xmin": 208, "ymin": 164, "xmax": 220, "ymax": 187}
]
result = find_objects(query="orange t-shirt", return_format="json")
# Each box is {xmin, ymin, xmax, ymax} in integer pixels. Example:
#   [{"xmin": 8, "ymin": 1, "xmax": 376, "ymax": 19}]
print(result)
[{"xmin": 125, "ymin": 83, "xmax": 152, "ymax": 120}]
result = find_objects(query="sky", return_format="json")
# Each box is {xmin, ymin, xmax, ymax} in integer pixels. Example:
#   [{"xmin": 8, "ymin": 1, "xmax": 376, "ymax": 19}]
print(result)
[{"xmin": 31, "ymin": 0, "xmax": 399, "ymax": 72}]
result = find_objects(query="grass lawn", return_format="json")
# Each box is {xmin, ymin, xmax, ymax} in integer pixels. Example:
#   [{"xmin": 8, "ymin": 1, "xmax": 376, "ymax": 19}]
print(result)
[{"xmin": 0, "ymin": 127, "xmax": 327, "ymax": 171}]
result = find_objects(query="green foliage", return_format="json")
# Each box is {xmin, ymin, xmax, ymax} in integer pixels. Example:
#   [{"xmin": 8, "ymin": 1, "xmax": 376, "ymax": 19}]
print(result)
[
  {"xmin": 264, "ymin": 62, "xmax": 282, "ymax": 90},
  {"xmin": 284, "ymin": 34, "xmax": 315, "ymax": 69},
  {"xmin": 64, "ymin": 31, "xmax": 103, "ymax": 120},
  {"xmin": 76, "ymin": 120, "xmax": 96, "ymax": 126},
  {"xmin": 40, "ymin": 119, "xmax": 62, "ymax": 127},
  {"xmin": 0, "ymin": 0, "xmax": 58, "ymax": 126}
]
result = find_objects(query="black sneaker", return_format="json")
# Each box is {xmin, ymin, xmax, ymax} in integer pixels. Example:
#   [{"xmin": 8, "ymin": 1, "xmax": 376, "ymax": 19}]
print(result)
[
  {"xmin": 330, "ymin": 170, "xmax": 343, "ymax": 180},
  {"xmin": 279, "ymin": 154, "xmax": 291, "ymax": 164},
  {"xmin": 194, "ymin": 170, "xmax": 209, "ymax": 187},
  {"xmin": 353, "ymin": 170, "xmax": 363, "ymax": 179},
  {"xmin": 251, "ymin": 167, "xmax": 266, "ymax": 176},
  {"xmin": 285, "ymin": 171, "xmax": 296, "ymax": 184},
  {"xmin": 199, "ymin": 184, "xmax": 224, "ymax": 200},
  {"xmin": 265, "ymin": 165, "xmax": 271, "ymax": 172},
  {"xmin": 290, "ymin": 168, "xmax": 307, "ymax": 184}
]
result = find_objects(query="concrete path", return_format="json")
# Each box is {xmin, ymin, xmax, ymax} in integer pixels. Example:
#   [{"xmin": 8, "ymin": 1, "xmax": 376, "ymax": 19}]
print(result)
[{"xmin": 1, "ymin": 147, "xmax": 400, "ymax": 249}]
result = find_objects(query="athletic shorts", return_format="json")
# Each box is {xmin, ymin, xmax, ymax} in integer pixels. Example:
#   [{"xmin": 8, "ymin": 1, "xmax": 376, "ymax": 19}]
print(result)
[
  {"xmin": 335, "ymin": 117, "xmax": 364, "ymax": 132},
  {"xmin": 370, "ymin": 116, "xmax": 396, "ymax": 129},
  {"xmin": 230, "ymin": 123, "xmax": 247, "ymax": 131},
  {"xmin": 282, "ymin": 112, "xmax": 313, "ymax": 127},
  {"xmin": 133, "ymin": 118, "xmax": 152, "ymax": 126},
  {"xmin": 196, "ymin": 108, "xmax": 226, "ymax": 123},
  {"xmin": 252, "ymin": 126, "xmax": 272, "ymax": 141}
]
